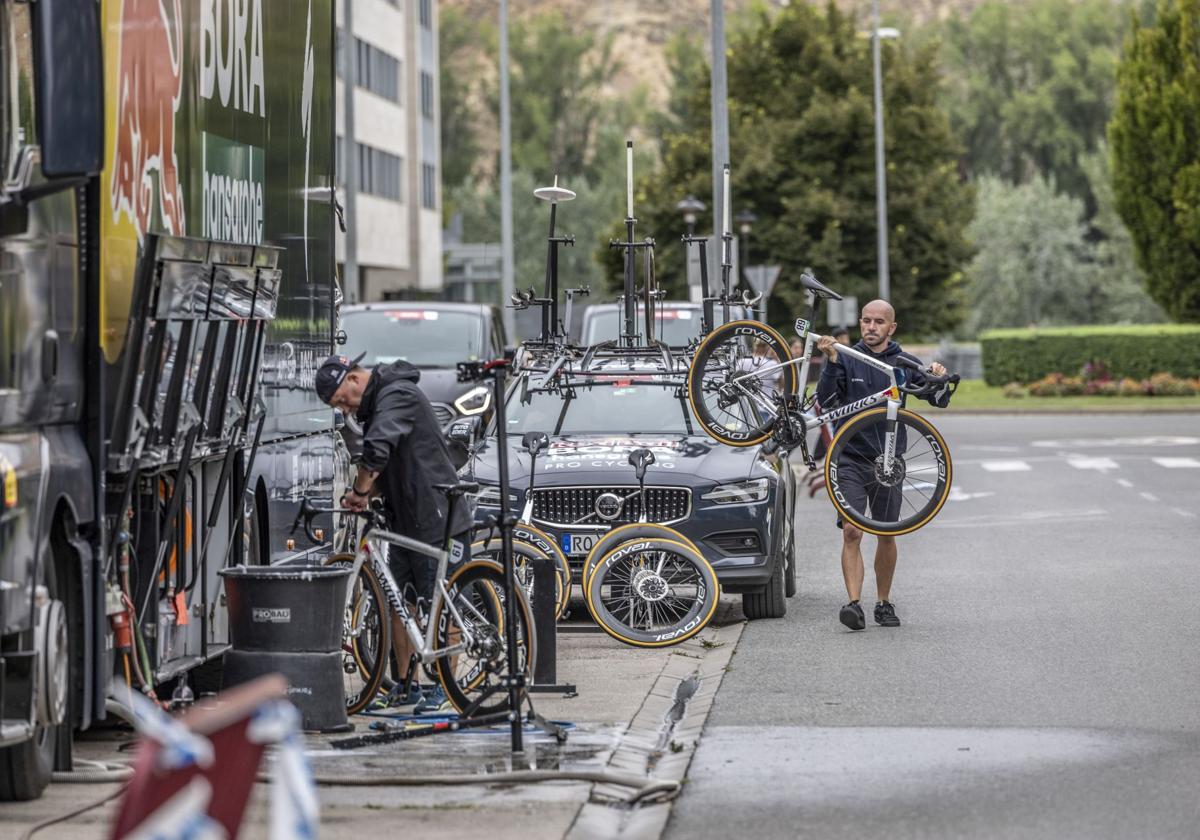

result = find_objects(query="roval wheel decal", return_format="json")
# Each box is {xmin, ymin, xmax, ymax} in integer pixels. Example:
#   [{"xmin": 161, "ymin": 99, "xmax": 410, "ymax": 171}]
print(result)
[{"xmin": 582, "ymin": 523, "xmax": 703, "ymax": 589}]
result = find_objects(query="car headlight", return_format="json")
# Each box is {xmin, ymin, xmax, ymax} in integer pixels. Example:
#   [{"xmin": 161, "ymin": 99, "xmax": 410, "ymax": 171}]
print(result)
[
  {"xmin": 454, "ymin": 386, "xmax": 492, "ymax": 416},
  {"xmin": 473, "ymin": 484, "xmax": 518, "ymax": 508},
  {"xmin": 701, "ymin": 477, "xmax": 771, "ymax": 505}
]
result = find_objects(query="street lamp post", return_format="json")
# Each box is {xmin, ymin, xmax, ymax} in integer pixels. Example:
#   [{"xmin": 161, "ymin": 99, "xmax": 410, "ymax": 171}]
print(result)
[
  {"xmin": 676, "ymin": 194, "xmax": 706, "ymax": 238},
  {"xmin": 735, "ymin": 208, "xmax": 758, "ymax": 319},
  {"xmin": 870, "ymin": 0, "xmax": 899, "ymax": 303}
]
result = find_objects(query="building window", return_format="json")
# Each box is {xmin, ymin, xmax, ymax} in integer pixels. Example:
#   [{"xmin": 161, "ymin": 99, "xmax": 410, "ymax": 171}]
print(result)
[
  {"xmin": 420, "ymin": 71, "xmax": 434, "ymax": 119},
  {"xmin": 336, "ymin": 30, "xmax": 401, "ymax": 104},
  {"xmin": 419, "ymin": 0, "xmax": 432, "ymax": 29},
  {"xmin": 421, "ymin": 162, "xmax": 437, "ymax": 209},
  {"xmin": 339, "ymin": 138, "xmax": 402, "ymax": 201}
]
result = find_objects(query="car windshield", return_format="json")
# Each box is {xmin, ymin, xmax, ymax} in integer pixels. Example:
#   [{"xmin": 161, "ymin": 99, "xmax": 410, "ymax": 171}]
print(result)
[
  {"xmin": 582, "ymin": 307, "xmax": 748, "ymax": 346},
  {"xmin": 343, "ymin": 309, "xmax": 484, "ymax": 368},
  {"xmin": 505, "ymin": 377, "xmax": 713, "ymax": 435}
]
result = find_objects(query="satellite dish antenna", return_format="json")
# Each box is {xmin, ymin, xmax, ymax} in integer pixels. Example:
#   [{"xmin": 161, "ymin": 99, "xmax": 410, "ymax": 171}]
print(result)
[{"xmin": 534, "ymin": 175, "xmax": 576, "ymax": 204}]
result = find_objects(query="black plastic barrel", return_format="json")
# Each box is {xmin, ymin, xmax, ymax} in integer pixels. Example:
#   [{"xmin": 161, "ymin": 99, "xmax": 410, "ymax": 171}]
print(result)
[
  {"xmin": 219, "ymin": 564, "xmax": 348, "ymax": 652},
  {"xmin": 218, "ymin": 564, "xmax": 351, "ymax": 732},
  {"xmin": 223, "ymin": 649, "xmax": 347, "ymax": 732}
]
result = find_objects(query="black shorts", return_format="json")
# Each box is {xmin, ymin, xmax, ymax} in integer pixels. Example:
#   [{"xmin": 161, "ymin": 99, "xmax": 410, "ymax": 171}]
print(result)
[
  {"xmin": 833, "ymin": 455, "xmax": 902, "ymax": 529},
  {"xmin": 387, "ymin": 531, "xmax": 471, "ymax": 606}
]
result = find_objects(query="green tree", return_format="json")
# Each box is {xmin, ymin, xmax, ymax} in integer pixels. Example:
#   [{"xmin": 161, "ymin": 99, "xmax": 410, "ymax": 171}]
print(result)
[
  {"xmin": 935, "ymin": 0, "xmax": 1131, "ymax": 206},
  {"xmin": 1079, "ymin": 146, "xmax": 1166, "ymax": 323},
  {"xmin": 443, "ymin": 12, "xmax": 650, "ymax": 331},
  {"xmin": 615, "ymin": 2, "xmax": 974, "ymax": 338},
  {"xmin": 439, "ymin": 6, "xmax": 483, "ymax": 201},
  {"xmin": 966, "ymin": 176, "xmax": 1099, "ymax": 331},
  {"xmin": 1109, "ymin": 0, "xmax": 1200, "ymax": 322}
]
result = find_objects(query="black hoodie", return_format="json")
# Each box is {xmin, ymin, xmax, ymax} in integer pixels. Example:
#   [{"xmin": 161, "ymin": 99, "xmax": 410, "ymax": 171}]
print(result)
[
  {"xmin": 815, "ymin": 339, "xmax": 948, "ymax": 459},
  {"xmin": 355, "ymin": 361, "xmax": 474, "ymax": 543}
]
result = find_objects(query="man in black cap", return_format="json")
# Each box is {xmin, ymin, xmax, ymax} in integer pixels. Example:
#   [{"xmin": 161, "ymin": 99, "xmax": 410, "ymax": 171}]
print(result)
[{"xmin": 315, "ymin": 352, "xmax": 474, "ymax": 711}]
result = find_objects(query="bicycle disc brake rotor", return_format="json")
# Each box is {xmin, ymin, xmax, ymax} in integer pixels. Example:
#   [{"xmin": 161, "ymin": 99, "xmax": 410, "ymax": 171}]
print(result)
[
  {"xmin": 873, "ymin": 454, "xmax": 907, "ymax": 487},
  {"xmin": 631, "ymin": 568, "xmax": 670, "ymax": 602}
]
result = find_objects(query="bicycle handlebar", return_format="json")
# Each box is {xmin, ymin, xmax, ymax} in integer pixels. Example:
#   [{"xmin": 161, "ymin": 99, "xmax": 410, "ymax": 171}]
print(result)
[{"xmin": 290, "ymin": 497, "xmax": 387, "ymax": 545}]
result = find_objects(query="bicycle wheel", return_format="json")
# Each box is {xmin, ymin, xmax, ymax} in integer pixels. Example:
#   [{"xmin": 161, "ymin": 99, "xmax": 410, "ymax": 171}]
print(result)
[
  {"xmin": 325, "ymin": 555, "xmax": 390, "ymax": 715},
  {"xmin": 825, "ymin": 407, "xmax": 952, "ymax": 537},
  {"xmin": 581, "ymin": 523, "xmax": 704, "ymax": 591},
  {"xmin": 585, "ymin": 536, "xmax": 719, "ymax": 647},
  {"xmin": 687, "ymin": 320, "xmax": 796, "ymax": 446},
  {"xmin": 471, "ymin": 536, "xmax": 569, "ymax": 620},
  {"xmin": 513, "ymin": 523, "xmax": 573, "ymax": 617},
  {"xmin": 431, "ymin": 559, "xmax": 537, "ymax": 716}
]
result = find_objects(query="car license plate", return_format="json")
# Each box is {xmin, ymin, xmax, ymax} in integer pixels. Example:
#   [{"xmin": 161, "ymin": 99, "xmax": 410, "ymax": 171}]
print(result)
[{"xmin": 562, "ymin": 532, "xmax": 599, "ymax": 557}]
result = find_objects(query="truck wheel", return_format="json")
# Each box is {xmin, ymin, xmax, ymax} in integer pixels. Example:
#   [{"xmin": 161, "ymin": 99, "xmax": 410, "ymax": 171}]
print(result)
[
  {"xmin": 742, "ymin": 553, "xmax": 787, "ymax": 621},
  {"xmin": 0, "ymin": 557, "xmax": 67, "ymax": 801}
]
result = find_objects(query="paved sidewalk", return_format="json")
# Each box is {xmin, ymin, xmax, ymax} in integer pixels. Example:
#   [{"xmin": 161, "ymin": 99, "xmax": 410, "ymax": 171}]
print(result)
[{"xmin": 0, "ymin": 602, "xmax": 746, "ymax": 840}]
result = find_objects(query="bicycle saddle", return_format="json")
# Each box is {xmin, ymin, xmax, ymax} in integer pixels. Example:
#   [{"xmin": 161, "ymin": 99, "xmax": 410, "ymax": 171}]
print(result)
[
  {"xmin": 432, "ymin": 481, "xmax": 481, "ymax": 498},
  {"xmin": 522, "ymin": 431, "xmax": 550, "ymax": 456},
  {"xmin": 627, "ymin": 447, "xmax": 656, "ymax": 481},
  {"xmin": 799, "ymin": 272, "xmax": 843, "ymax": 301}
]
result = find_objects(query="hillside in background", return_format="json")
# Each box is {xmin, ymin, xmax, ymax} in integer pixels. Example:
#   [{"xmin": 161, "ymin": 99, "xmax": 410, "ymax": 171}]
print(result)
[{"xmin": 442, "ymin": 0, "xmax": 990, "ymax": 111}]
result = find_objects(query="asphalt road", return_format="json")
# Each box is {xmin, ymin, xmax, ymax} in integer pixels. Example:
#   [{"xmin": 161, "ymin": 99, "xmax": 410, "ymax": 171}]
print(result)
[{"xmin": 666, "ymin": 413, "xmax": 1200, "ymax": 839}]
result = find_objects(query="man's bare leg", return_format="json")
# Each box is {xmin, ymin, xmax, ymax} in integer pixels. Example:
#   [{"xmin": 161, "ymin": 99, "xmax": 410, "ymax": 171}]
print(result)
[
  {"xmin": 875, "ymin": 535, "xmax": 897, "ymax": 602},
  {"xmin": 841, "ymin": 525, "xmax": 865, "ymax": 602}
]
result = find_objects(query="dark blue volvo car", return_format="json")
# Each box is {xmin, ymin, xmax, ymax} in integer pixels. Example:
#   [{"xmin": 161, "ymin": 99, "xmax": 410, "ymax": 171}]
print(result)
[{"xmin": 463, "ymin": 354, "xmax": 797, "ymax": 620}]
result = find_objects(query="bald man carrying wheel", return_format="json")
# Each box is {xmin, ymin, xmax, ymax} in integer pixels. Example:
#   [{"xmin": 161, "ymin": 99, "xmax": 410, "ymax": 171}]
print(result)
[{"xmin": 815, "ymin": 300, "xmax": 950, "ymax": 631}]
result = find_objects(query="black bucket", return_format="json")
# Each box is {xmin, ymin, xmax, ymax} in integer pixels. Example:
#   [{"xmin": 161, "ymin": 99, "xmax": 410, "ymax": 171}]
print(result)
[
  {"xmin": 222, "ymin": 649, "xmax": 350, "ymax": 732},
  {"xmin": 218, "ymin": 564, "xmax": 349, "ymax": 652}
]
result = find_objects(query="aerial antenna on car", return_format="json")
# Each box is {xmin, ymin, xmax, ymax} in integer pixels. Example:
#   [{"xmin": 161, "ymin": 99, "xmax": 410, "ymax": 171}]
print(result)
[
  {"xmin": 609, "ymin": 140, "xmax": 655, "ymax": 348},
  {"xmin": 534, "ymin": 176, "xmax": 576, "ymax": 342}
]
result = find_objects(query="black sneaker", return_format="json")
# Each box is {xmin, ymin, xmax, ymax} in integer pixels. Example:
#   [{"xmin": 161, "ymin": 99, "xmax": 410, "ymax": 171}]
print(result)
[
  {"xmin": 839, "ymin": 601, "xmax": 866, "ymax": 630},
  {"xmin": 874, "ymin": 601, "xmax": 900, "ymax": 627}
]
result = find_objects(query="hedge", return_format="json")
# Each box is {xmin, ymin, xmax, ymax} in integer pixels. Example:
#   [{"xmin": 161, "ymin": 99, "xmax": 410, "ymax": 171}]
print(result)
[{"xmin": 979, "ymin": 324, "xmax": 1200, "ymax": 386}]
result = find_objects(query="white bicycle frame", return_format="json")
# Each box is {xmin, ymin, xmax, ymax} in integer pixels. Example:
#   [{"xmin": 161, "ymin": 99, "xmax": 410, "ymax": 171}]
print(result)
[
  {"xmin": 342, "ymin": 526, "xmax": 476, "ymax": 665},
  {"xmin": 726, "ymin": 327, "xmax": 904, "ymax": 471}
]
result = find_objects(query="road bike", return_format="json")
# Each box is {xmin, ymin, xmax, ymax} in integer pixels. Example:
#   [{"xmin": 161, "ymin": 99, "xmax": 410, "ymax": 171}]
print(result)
[
  {"xmin": 686, "ymin": 273, "xmax": 959, "ymax": 537},
  {"xmin": 295, "ymin": 482, "xmax": 536, "ymax": 716},
  {"xmin": 582, "ymin": 448, "xmax": 720, "ymax": 647}
]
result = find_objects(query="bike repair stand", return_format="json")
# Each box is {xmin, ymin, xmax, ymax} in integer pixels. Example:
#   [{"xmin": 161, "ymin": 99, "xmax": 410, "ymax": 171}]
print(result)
[{"xmin": 463, "ymin": 357, "xmax": 568, "ymax": 753}]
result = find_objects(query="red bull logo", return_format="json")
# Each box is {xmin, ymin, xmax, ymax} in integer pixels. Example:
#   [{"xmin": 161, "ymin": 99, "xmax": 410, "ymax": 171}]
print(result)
[{"xmin": 109, "ymin": 0, "xmax": 186, "ymax": 239}]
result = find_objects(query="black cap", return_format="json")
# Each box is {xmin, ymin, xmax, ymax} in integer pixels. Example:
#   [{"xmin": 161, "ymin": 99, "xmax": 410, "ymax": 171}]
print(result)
[{"xmin": 315, "ymin": 352, "xmax": 366, "ymax": 404}]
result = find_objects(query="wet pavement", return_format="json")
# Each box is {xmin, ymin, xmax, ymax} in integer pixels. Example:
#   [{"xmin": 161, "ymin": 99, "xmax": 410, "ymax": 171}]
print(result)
[{"xmin": 665, "ymin": 413, "xmax": 1200, "ymax": 840}]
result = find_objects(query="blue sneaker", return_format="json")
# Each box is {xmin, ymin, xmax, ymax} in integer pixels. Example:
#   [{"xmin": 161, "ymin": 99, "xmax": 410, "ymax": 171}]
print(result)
[
  {"xmin": 369, "ymin": 680, "xmax": 421, "ymax": 711},
  {"xmin": 413, "ymin": 684, "xmax": 449, "ymax": 714}
]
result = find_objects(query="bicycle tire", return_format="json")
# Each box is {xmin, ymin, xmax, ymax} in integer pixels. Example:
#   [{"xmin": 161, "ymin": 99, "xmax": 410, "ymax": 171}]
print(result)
[
  {"xmin": 431, "ymin": 559, "xmax": 537, "ymax": 716},
  {"xmin": 581, "ymin": 523, "xmax": 704, "ymax": 591},
  {"xmin": 824, "ymin": 407, "xmax": 953, "ymax": 537},
  {"xmin": 585, "ymin": 536, "xmax": 720, "ymax": 648},
  {"xmin": 325, "ymin": 555, "xmax": 390, "ymax": 716},
  {"xmin": 687, "ymin": 320, "xmax": 796, "ymax": 447},
  {"xmin": 513, "ymin": 522, "xmax": 573, "ymax": 615},
  {"xmin": 471, "ymin": 536, "xmax": 570, "ymax": 620}
]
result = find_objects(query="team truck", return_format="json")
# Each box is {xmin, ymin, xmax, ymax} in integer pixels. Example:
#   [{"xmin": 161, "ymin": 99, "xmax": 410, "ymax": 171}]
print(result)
[{"xmin": 0, "ymin": 0, "xmax": 337, "ymax": 799}]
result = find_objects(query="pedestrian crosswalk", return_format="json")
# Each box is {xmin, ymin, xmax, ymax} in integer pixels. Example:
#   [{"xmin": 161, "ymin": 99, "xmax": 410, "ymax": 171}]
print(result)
[
  {"xmin": 979, "ymin": 460, "xmax": 1032, "ymax": 472},
  {"xmin": 1152, "ymin": 457, "xmax": 1200, "ymax": 469},
  {"xmin": 975, "ymin": 456, "xmax": 1200, "ymax": 473}
]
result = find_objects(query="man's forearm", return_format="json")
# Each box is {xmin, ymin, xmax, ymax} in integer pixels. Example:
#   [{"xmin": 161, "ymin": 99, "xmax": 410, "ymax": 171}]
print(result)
[{"xmin": 352, "ymin": 468, "xmax": 379, "ymax": 495}]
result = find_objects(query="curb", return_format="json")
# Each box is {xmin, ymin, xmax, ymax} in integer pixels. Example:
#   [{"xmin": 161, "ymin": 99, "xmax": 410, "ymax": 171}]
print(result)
[{"xmin": 565, "ymin": 616, "xmax": 745, "ymax": 839}]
